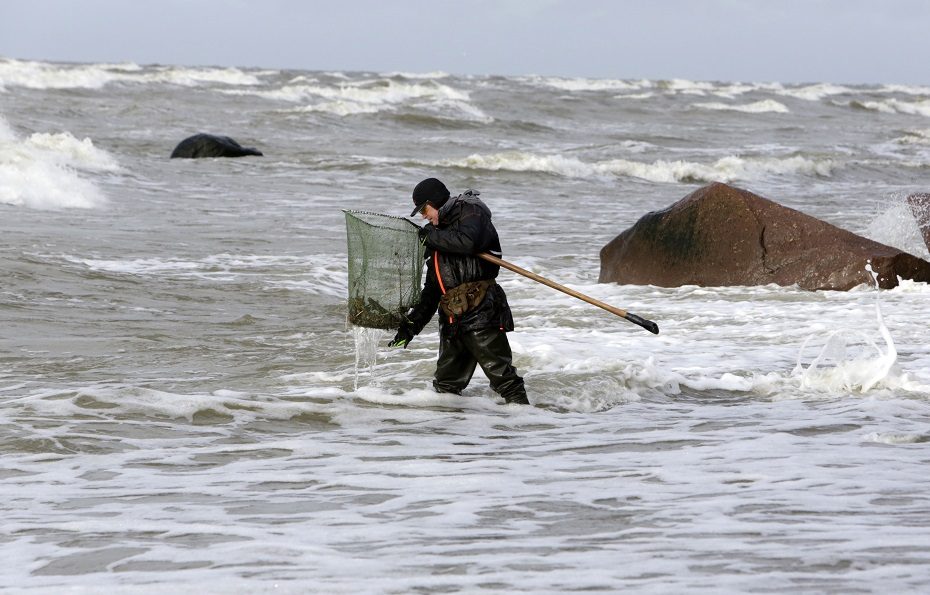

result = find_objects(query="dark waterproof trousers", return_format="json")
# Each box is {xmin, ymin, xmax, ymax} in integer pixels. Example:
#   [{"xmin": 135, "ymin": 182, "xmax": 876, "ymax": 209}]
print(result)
[{"xmin": 434, "ymin": 327, "xmax": 528, "ymax": 404}]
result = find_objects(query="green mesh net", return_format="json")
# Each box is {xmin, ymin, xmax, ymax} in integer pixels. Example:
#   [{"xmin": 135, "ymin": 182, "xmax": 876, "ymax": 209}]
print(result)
[{"xmin": 344, "ymin": 210, "xmax": 426, "ymax": 329}]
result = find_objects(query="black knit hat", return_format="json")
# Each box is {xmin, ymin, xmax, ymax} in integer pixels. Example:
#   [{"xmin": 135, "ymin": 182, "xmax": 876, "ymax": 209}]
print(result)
[{"xmin": 410, "ymin": 178, "xmax": 450, "ymax": 217}]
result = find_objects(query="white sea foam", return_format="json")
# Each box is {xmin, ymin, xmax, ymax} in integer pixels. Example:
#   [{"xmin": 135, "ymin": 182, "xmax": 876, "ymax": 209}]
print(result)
[
  {"xmin": 776, "ymin": 83, "xmax": 854, "ymax": 101},
  {"xmin": 239, "ymin": 77, "xmax": 490, "ymax": 120},
  {"xmin": 614, "ymin": 92, "xmax": 655, "ymax": 100},
  {"xmin": 144, "ymin": 65, "xmax": 263, "ymax": 86},
  {"xmin": 60, "ymin": 253, "xmax": 348, "ymax": 296},
  {"xmin": 20, "ymin": 386, "xmax": 320, "ymax": 423},
  {"xmin": 0, "ymin": 58, "xmax": 262, "ymax": 89},
  {"xmin": 863, "ymin": 431, "xmax": 928, "ymax": 444},
  {"xmin": 245, "ymin": 79, "xmax": 467, "ymax": 104},
  {"xmin": 877, "ymin": 83, "xmax": 930, "ymax": 96},
  {"xmin": 894, "ymin": 128, "xmax": 930, "ymax": 145},
  {"xmin": 0, "ymin": 58, "xmax": 127, "ymax": 89},
  {"xmin": 297, "ymin": 101, "xmax": 384, "ymax": 116},
  {"xmin": 438, "ymin": 151, "xmax": 835, "ymax": 183},
  {"xmin": 851, "ymin": 98, "xmax": 930, "ymax": 118},
  {"xmin": 0, "ymin": 117, "xmax": 117, "ymax": 209},
  {"xmin": 23, "ymin": 131, "xmax": 121, "ymax": 172},
  {"xmin": 383, "ymin": 71, "xmax": 451, "ymax": 80},
  {"xmin": 532, "ymin": 76, "xmax": 653, "ymax": 92},
  {"xmin": 535, "ymin": 77, "xmax": 784, "ymax": 100},
  {"xmin": 694, "ymin": 99, "xmax": 790, "ymax": 114}
]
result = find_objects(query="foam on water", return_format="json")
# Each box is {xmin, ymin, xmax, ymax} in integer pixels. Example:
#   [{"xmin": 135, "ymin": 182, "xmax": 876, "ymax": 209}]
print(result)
[
  {"xmin": 58, "ymin": 253, "xmax": 347, "ymax": 296},
  {"xmin": 0, "ymin": 117, "xmax": 117, "ymax": 209},
  {"xmin": 775, "ymin": 82, "xmax": 855, "ymax": 101},
  {"xmin": 790, "ymin": 265, "xmax": 926, "ymax": 395},
  {"xmin": 230, "ymin": 76, "xmax": 494, "ymax": 122},
  {"xmin": 436, "ymin": 151, "xmax": 836, "ymax": 183},
  {"xmin": 383, "ymin": 70, "xmax": 451, "ymax": 80},
  {"xmin": 531, "ymin": 75, "xmax": 653, "ymax": 93},
  {"xmin": 895, "ymin": 127, "xmax": 930, "ymax": 145},
  {"xmin": 848, "ymin": 97, "xmax": 930, "ymax": 118},
  {"xmin": 694, "ymin": 99, "xmax": 790, "ymax": 114},
  {"xmin": 0, "ymin": 58, "xmax": 263, "ymax": 89}
]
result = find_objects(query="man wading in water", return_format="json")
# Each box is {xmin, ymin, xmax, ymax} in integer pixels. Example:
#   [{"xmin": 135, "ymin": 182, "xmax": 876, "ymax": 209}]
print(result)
[{"xmin": 389, "ymin": 178, "xmax": 529, "ymax": 405}]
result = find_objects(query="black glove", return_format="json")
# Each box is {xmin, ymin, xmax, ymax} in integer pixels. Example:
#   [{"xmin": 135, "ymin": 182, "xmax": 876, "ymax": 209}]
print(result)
[
  {"xmin": 389, "ymin": 326, "xmax": 414, "ymax": 348},
  {"xmin": 417, "ymin": 224, "xmax": 431, "ymax": 245}
]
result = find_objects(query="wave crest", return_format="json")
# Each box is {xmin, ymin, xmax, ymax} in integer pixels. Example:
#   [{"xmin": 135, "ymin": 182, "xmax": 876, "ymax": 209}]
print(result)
[
  {"xmin": 848, "ymin": 98, "xmax": 930, "ymax": 118},
  {"xmin": 0, "ymin": 117, "xmax": 117, "ymax": 209},
  {"xmin": 438, "ymin": 151, "xmax": 835, "ymax": 183},
  {"xmin": 0, "ymin": 58, "xmax": 262, "ymax": 89},
  {"xmin": 695, "ymin": 99, "xmax": 789, "ymax": 114}
]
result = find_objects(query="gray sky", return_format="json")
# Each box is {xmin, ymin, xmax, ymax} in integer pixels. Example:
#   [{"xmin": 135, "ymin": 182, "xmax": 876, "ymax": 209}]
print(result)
[{"xmin": 2, "ymin": 0, "xmax": 929, "ymax": 85}]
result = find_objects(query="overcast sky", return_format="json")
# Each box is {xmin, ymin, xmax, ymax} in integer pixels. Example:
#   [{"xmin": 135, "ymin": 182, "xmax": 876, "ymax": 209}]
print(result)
[{"xmin": 2, "ymin": 0, "xmax": 929, "ymax": 85}]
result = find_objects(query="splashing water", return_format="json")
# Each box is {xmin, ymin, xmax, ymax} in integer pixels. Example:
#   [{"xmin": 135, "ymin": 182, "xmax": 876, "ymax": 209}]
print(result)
[
  {"xmin": 352, "ymin": 326, "xmax": 387, "ymax": 390},
  {"xmin": 793, "ymin": 264, "xmax": 897, "ymax": 392}
]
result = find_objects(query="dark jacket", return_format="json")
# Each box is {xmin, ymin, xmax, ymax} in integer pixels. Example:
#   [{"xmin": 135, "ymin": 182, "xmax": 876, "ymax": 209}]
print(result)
[{"xmin": 404, "ymin": 191, "xmax": 515, "ymax": 337}]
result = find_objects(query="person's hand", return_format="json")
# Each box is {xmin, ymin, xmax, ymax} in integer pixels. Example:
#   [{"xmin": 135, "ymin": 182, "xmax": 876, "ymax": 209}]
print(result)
[
  {"xmin": 417, "ymin": 224, "xmax": 431, "ymax": 245},
  {"xmin": 389, "ymin": 327, "xmax": 414, "ymax": 348}
]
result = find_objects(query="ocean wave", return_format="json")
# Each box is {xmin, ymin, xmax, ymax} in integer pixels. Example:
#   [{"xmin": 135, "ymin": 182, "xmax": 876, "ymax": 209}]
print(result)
[
  {"xmin": 18, "ymin": 386, "xmax": 333, "ymax": 424},
  {"xmin": 242, "ymin": 78, "xmax": 469, "ymax": 103},
  {"xmin": 60, "ymin": 253, "xmax": 348, "ymax": 296},
  {"xmin": 0, "ymin": 58, "xmax": 263, "ymax": 89},
  {"xmin": 596, "ymin": 78, "xmax": 748, "ymax": 97},
  {"xmin": 614, "ymin": 92, "xmax": 656, "ymax": 100},
  {"xmin": 877, "ymin": 84, "xmax": 930, "ymax": 96},
  {"xmin": 437, "ymin": 151, "xmax": 835, "ymax": 183},
  {"xmin": 529, "ymin": 76, "xmax": 841, "ymax": 101},
  {"xmin": 0, "ymin": 58, "xmax": 132, "ymax": 89},
  {"xmin": 694, "ymin": 99, "xmax": 790, "ymax": 114},
  {"xmin": 775, "ymin": 83, "xmax": 854, "ymax": 101},
  {"xmin": 657, "ymin": 79, "xmax": 720, "ymax": 96},
  {"xmin": 848, "ymin": 98, "xmax": 930, "ymax": 118},
  {"xmin": 296, "ymin": 101, "xmax": 384, "ymax": 116},
  {"xmin": 145, "ymin": 65, "xmax": 263, "ymax": 86},
  {"xmin": 264, "ymin": 78, "xmax": 491, "ymax": 121},
  {"xmin": 382, "ymin": 71, "xmax": 451, "ymax": 80},
  {"xmin": 0, "ymin": 117, "xmax": 117, "ymax": 209},
  {"xmin": 529, "ymin": 75, "xmax": 653, "ymax": 93},
  {"xmin": 895, "ymin": 128, "xmax": 930, "ymax": 145}
]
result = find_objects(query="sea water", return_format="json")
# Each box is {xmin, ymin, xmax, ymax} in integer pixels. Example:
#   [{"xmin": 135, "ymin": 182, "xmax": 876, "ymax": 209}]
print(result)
[{"xmin": 2, "ymin": 58, "xmax": 930, "ymax": 593}]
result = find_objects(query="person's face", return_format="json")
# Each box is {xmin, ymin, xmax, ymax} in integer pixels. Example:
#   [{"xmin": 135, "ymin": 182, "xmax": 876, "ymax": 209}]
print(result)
[{"xmin": 420, "ymin": 203, "xmax": 439, "ymax": 226}]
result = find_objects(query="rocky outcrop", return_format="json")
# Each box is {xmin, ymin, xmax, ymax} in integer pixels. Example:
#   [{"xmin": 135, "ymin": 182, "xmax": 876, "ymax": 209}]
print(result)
[
  {"xmin": 170, "ymin": 134, "xmax": 263, "ymax": 158},
  {"xmin": 599, "ymin": 182, "xmax": 930, "ymax": 290},
  {"xmin": 907, "ymin": 193, "xmax": 930, "ymax": 253}
]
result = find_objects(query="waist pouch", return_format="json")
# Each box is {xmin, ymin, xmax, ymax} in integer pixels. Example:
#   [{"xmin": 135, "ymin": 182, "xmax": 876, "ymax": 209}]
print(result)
[{"xmin": 440, "ymin": 279, "xmax": 495, "ymax": 318}]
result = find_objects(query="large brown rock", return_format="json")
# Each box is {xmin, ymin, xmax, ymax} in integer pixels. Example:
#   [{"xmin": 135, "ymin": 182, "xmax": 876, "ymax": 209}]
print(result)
[
  {"xmin": 599, "ymin": 182, "xmax": 930, "ymax": 290},
  {"xmin": 907, "ymin": 193, "xmax": 930, "ymax": 253}
]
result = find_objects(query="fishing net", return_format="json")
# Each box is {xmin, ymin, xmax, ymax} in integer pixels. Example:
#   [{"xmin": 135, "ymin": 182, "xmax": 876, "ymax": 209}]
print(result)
[{"xmin": 344, "ymin": 210, "xmax": 425, "ymax": 329}]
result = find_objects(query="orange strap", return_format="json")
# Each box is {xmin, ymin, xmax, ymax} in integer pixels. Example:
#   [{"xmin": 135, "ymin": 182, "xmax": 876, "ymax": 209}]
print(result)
[
  {"xmin": 433, "ymin": 251, "xmax": 446, "ymax": 294},
  {"xmin": 433, "ymin": 251, "xmax": 453, "ymax": 323}
]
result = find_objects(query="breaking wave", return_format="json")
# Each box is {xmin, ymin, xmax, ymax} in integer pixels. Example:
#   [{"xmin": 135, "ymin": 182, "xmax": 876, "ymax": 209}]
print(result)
[
  {"xmin": 0, "ymin": 58, "xmax": 263, "ymax": 89},
  {"xmin": 232, "ymin": 77, "xmax": 492, "ymax": 121},
  {"xmin": 437, "ymin": 151, "xmax": 836, "ymax": 183},
  {"xmin": 774, "ymin": 83, "xmax": 854, "ymax": 101},
  {"xmin": 847, "ymin": 98, "xmax": 930, "ymax": 118},
  {"xmin": 694, "ymin": 99, "xmax": 790, "ymax": 114},
  {"xmin": 895, "ymin": 128, "xmax": 930, "ymax": 145},
  {"xmin": 0, "ymin": 116, "xmax": 118, "ymax": 209}
]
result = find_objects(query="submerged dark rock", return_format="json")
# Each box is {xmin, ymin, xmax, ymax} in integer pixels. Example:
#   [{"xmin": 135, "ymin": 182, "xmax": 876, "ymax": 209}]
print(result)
[
  {"xmin": 170, "ymin": 133, "xmax": 263, "ymax": 159},
  {"xmin": 599, "ymin": 182, "xmax": 930, "ymax": 291}
]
